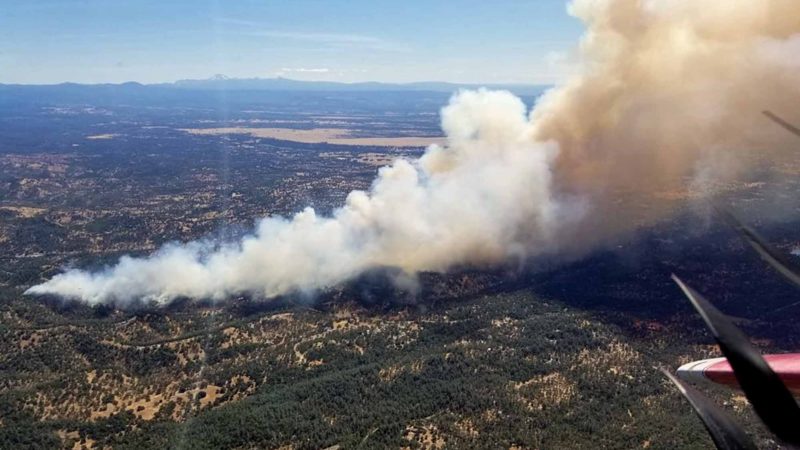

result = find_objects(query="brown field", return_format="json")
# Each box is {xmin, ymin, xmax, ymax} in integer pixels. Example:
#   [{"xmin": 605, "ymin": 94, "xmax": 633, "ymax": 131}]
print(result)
[
  {"xmin": 180, "ymin": 127, "xmax": 445, "ymax": 147},
  {"xmin": 0, "ymin": 206, "xmax": 47, "ymax": 218}
]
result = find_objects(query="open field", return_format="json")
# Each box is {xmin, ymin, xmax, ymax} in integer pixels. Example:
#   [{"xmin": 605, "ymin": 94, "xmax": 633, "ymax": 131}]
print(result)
[{"xmin": 180, "ymin": 127, "xmax": 446, "ymax": 147}]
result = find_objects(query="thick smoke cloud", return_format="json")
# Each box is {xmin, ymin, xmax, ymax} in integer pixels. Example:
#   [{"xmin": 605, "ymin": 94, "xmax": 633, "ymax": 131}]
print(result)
[
  {"xmin": 27, "ymin": 0, "xmax": 800, "ymax": 306},
  {"xmin": 532, "ymin": 0, "xmax": 800, "ymax": 247}
]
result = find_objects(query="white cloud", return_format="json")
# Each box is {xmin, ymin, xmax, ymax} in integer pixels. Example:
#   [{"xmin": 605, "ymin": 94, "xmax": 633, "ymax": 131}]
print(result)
[
  {"xmin": 279, "ymin": 67, "xmax": 331, "ymax": 73},
  {"xmin": 213, "ymin": 17, "xmax": 410, "ymax": 53},
  {"xmin": 249, "ymin": 30, "xmax": 411, "ymax": 52}
]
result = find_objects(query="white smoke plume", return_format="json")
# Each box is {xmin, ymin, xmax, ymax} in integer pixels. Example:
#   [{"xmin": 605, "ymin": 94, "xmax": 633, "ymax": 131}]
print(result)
[
  {"xmin": 28, "ymin": 91, "xmax": 566, "ymax": 305},
  {"xmin": 27, "ymin": 0, "xmax": 800, "ymax": 306}
]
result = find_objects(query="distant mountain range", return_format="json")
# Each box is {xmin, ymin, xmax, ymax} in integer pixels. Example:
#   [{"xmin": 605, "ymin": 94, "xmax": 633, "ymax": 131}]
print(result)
[
  {"xmin": 1, "ymin": 76, "xmax": 549, "ymax": 96},
  {"xmin": 161, "ymin": 76, "xmax": 549, "ymax": 96}
]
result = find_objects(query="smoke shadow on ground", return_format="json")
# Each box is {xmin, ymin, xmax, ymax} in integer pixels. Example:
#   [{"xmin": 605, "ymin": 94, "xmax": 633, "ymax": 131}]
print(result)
[{"xmin": 523, "ymin": 212, "xmax": 800, "ymax": 348}]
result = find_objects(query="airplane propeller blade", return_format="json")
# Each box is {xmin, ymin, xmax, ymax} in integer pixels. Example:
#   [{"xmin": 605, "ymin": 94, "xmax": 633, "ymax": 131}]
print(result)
[
  {"xmin": 661, "ymin": 368, "xmax": 756, "ymax": 450},
  {"xmin": 763, "ymin": 110, "xmax": 800, "ymax": 138},
  {"xmin": 719, "ymin": 209, "xmax": 800, "ymax": 289},
  {"xmin": 672, "ymin": 275, "xmax": 800, "ymax": 445}
]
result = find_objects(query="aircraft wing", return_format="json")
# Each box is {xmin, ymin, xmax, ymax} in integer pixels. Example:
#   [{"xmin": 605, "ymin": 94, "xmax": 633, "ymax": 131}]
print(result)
[{"xmin": 678, "ymin": 353, "xmax": 800, "ymax": 395}]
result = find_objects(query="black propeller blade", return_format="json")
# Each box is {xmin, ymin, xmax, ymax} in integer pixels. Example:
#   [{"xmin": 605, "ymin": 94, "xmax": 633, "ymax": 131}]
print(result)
[
  {"xmin": 719, "ymin": 210, "xmax": 800, "ymax": 289},
  {"xmin": 764, "ymin": 110, "xmax": 800, "ymax": 139},
  {"xmin": 672, "ymin": 275, "xmax": 800, "ymax": 445},
  {"xmin": 661, "ymin": 368, "xmax": 756, "ymax": 450}
]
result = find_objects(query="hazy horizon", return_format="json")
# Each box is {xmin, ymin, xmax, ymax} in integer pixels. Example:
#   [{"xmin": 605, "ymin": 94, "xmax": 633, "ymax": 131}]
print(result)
[
  {"xmin": 1, "ymin": 0, "xmax": 581, "ymax": 85},
  {"xmin": 0, "ymin": 75, "xmax": 553, "ymax": 87}
]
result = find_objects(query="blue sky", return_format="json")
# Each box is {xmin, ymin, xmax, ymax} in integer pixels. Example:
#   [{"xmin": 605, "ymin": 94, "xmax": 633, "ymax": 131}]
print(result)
[{"xmin": 1, "ymin": 0, "xmax": 583, "ymax": 85}]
